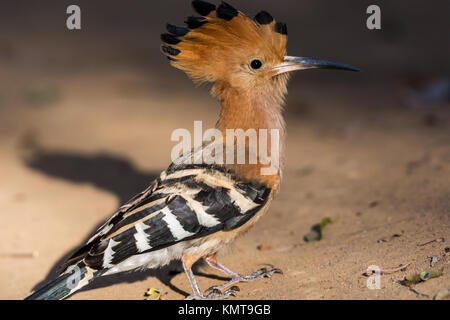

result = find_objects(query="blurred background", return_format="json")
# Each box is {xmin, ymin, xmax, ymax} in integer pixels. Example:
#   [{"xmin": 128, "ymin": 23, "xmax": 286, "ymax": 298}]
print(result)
[{"xmin": 0, "ymin": 0, "xmax": 449, "ymax": 299}]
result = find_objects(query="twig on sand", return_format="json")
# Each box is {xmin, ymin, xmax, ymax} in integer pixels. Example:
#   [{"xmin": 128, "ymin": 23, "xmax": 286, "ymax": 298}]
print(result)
[
  {"xmin": 364, "ymin": 263, "xmax": 410, "ymax": 276},
  {"xmin": 409, "ymin": 286, "xmax": 430, "ymax": 298},
  {"xmin": 417, "ymin": 237, "xmax": 448, "ymax": 246},
  {"xmin": 0, "ymin": 251, "xmax": 39, "ymax": 259}
]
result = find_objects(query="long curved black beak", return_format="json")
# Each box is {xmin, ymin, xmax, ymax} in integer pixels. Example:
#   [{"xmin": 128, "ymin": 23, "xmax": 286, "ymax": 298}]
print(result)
[{"xmin": 273, "ymin": 56, "xmax": 361, "ymax": 75}]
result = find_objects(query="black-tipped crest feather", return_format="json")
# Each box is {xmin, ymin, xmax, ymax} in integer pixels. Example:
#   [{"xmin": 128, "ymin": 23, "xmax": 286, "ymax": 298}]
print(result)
[
  {"xmin": 275, "ymin": 22, "xmax": 288, "ymax": 35},
  {"xmin": 161, "ymin": 1, "xmax": 289, "ymax": 83},
  {"xmin": 161, "ymin": 33, "xmax": 181, "ymax": 45},
  {"xmin": 217, "ymin": 1, "xmax": 238, "ymax": 21},
  {"xmin": 166, "ymin": 24, "xmax": 189, "ymax": 36},
  {"xmin": 254, "ymin": 11, "xmax": 273, "ymax": 25},
  {"xmin": 192, "ymin": 0, "xmax": 216, "ymax": 16},
  {"xmin": 161, "ymin": 45, "xmax": 180, "ymax": 56},
  {"xmin": 185, "ymin": 16, "xmax": 208, "ymax": 29}
]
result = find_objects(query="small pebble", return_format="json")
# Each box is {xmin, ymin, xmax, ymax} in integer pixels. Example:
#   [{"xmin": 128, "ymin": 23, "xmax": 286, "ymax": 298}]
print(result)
[
  {"xmin": 434, "ymin": 289, "xmax": 450, "ymax": 300},
  {"xmin": 429, "ymin": 256, "xmax": 439, "ymax": 267},
  {"xmin": 257, "ymin": 244, "xmax": 273, "ymax": 251},
  {"xmin": 369, "ymin": 201, "xmax": 379, "ymax": 208}
]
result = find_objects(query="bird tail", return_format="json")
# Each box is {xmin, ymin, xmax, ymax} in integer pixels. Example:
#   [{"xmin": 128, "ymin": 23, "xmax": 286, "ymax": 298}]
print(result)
[{"xmin": 25, "ymin": 262, "xmax": 95, "ymax": 300}]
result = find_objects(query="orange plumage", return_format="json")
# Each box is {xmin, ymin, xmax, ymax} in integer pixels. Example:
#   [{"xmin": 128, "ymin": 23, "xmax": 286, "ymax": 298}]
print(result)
[
  {"xmin": 162, "ymin": 4, "xmax": 287, "ymax": 87},
  {"xmin": 162, "ymin": 2, "xmax": 292, "ymax": 189}
]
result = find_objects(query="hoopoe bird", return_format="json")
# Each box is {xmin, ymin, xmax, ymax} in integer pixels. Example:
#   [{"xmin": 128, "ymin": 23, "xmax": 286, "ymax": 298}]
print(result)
[{"xmin": 26, "ymin": 1, "xmax": 358, "ymax": 300}]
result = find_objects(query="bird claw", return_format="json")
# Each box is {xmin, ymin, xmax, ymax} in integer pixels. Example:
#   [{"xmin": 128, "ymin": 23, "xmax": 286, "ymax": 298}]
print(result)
[
  {"xmin": 262, "ymin": 267, "xmax": 283, "ymax": 277},
  {"xmin": 188, "ymin": 265, "xmax": 282, "ymax": 300},
  {"xmin": 205, "ymin": 284, "xmax": 239, "ymax": 293},
  {"xmin": 214, "ymin": 287, "xmax": 238, "ymax": 298},
  {"xmin": 244, "ymin": 267, "xmax": 283, "ymax": 280},
  {"xmin": 186, "ymin": 286, "xmax": 239, "ymax": 300},
  {"xmin": 204, "ymin": 285, "xmax": 240, "ymax": 298},
  {"xmin": 205, "ymin": 287, "xmax": 222, "ymax": 295},
  {"xmin": 202, "ymin": 266, "xmax": 282, "ymax": 295},
  {"xmin": 230, "ymin": 285, "xmax": 241, "ymax": 292}
]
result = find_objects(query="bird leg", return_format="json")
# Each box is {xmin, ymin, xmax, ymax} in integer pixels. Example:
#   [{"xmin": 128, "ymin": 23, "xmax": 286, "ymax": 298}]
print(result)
[
  {"xmin": 203, "ymin": 255, "xmax": 282, "ymax": 293},
  {"xmin": 182, "ymin": 254, "xmax": 238, "ymax": 300}
]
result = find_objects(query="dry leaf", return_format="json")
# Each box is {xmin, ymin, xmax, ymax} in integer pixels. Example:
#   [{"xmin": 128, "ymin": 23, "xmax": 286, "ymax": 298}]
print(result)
[{"xmin": 144, "ymin": 288, "xmax": 162, "ymax": 300}]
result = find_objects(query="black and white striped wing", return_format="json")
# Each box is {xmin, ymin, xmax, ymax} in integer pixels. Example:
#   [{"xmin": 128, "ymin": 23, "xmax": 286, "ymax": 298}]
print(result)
[{"xmin": 63, "ymin": 164, "xmax": 271, "ymax": 272}]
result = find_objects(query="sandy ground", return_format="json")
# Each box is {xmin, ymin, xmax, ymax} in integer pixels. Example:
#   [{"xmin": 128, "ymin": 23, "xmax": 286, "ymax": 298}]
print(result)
[{"xmin": 0, "ymin": 0, "xmax": 449, "ymax": 300}]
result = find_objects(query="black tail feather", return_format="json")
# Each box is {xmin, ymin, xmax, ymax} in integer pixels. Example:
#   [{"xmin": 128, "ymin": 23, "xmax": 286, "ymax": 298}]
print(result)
[{"xmin": 25, "ymin": 263, "xmax": 91, "ymax": 300}]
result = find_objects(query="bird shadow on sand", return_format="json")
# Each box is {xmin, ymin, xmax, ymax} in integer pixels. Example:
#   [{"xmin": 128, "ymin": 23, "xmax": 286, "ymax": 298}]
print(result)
[{"xmin": 24, "ymin": 149, "xmax": 229, "ymax": 298}]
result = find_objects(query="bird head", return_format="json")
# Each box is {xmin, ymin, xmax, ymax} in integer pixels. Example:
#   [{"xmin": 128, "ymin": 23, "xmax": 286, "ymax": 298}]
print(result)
[{"xmin": 161, "ymin": 1, "xmax": 359, "ymax": 97}]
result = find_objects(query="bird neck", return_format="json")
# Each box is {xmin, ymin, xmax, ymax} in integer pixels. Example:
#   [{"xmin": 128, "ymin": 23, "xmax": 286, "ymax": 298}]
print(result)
[{"xmin": 214, "ymin": 84, "xmax": 287, "ymax": 188}]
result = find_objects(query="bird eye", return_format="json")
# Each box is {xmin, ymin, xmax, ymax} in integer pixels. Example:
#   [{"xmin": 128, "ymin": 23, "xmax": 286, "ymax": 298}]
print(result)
[{"xmin": 250, "ymin": 59, "xmax": 263, "ymax": 70}]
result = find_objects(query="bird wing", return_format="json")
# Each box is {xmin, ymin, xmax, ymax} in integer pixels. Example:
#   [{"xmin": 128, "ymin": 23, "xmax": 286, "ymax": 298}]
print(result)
[{"xmin": 60, "ymin": 163, "xmax": 271, "ymax": 272}]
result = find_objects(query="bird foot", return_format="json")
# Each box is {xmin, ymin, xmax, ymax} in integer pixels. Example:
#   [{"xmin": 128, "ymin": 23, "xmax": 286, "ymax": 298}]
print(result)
[
  {"xmin": 206, "ymin": 267, "xmax": 283, "ymax": 293},
  {"xmin": 240, "ymin": 266, "xmax": 283, "ymax": 281},
  {"xmin": 185, "ymin": 286, "xmax": 240, "ymax": 300}
]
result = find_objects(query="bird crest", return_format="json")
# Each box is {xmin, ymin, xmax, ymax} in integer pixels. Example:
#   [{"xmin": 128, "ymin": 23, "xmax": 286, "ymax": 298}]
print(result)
[{"xmin": 161, "ymin": 1, "xmax": 288, "ymax": 86}]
